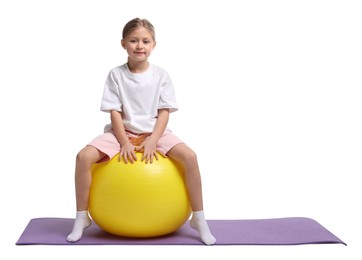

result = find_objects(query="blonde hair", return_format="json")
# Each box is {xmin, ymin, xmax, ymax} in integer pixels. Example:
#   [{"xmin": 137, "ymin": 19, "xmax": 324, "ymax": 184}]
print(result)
[{"xmin": 122, "ymin": 18, "xmax": 156, "ymax": 41}]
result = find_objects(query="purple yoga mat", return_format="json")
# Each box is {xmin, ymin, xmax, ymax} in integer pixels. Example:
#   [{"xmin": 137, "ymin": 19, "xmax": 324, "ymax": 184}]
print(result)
[{"xmin": 16, "ymin": 217, "xmax": 346, "ymax": 246}]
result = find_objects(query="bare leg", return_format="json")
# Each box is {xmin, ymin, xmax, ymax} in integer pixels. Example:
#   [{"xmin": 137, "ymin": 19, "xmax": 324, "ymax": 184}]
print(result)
[
  {"xmin": 167, "ymin": 143, "xmax": 216, "ymax": 245},
  {"xmin": 67, "ymin": 145, "xmax": 106, "ymax": 242},
  {"xmin": 167, "ymin": 143, "xmax": 203, "ymax": 210}
]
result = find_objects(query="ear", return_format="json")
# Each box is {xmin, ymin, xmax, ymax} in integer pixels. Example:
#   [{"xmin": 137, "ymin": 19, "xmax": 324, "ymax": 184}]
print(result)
[
  {"xmin": 121, "ymin": 39, "xmax": 126, "ymax": 49},
  {"xmin": 152, "ymin": 41, "xmax": 157, "ymax": 49}
]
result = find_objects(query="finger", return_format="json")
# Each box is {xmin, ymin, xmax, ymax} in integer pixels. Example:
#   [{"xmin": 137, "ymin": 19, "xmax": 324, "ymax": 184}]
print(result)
[
  {"xmin": 148, "ymin": 151, "xmax": 156, "ymax": 164},
  {"xmin": 141, "ymin": 151, "xmax": 147, "ymax": 162},
  {"xmin": 131, "ymin": 150, "xmax": 137, "ymax": 162},
  {"xmin": 154, "ymin": 152, "xmax": 159, "ymax": 161},
  {"xmin": 135, "ymin": 145, "xmax": 143, "ymax": 152},
  {"xmin": 123, "ymin": 153, "xmax": 128, "ymax": 164},
  {"xmin": 127, "ymin": 151, "xmax": 134, "ymax": 164},
  {"xmin": 143, "ymin": 150, "xmax": 152, "ymax": 164}
]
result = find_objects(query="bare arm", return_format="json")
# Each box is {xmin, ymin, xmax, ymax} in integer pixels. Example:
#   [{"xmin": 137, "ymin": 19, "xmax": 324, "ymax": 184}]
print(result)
[
  {"xmin": 110, "ymin": 110, "xmax": 137, "ymax": 163},
  {"xmin": 151, "ymin": 108, "xmax": 170, "ymax": 141},
  {"xmin": 138, "ymin": 109, "xmax": 170, "ymax": 163}
]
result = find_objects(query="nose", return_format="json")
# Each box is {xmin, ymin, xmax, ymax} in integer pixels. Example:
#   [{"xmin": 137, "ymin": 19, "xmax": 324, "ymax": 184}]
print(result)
[{"xmin": 136, "ymin": 41, "xmax": 143, "ymax": 49}]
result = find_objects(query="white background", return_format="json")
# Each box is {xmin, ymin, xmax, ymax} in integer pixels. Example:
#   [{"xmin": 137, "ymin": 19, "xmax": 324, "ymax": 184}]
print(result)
[{"xmin": 1, "ymin": 0, "xmax": 361, "ymax": 259}]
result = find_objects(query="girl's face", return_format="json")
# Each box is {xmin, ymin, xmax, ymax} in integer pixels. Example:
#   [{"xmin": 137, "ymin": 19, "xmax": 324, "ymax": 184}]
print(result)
[{"xmin": 121, "ymin": 27, "xmax": 156, "ymax": 65}]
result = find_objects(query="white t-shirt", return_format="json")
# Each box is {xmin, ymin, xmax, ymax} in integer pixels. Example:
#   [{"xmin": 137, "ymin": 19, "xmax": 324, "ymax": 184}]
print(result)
[{"xmin": 101, "ymin": 63, "xmax": 178, "ymax": 134}]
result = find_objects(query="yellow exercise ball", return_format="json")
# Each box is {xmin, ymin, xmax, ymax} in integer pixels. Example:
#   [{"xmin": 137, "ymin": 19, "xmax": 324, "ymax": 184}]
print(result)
[{"xmin": 89, "ymin": 152, "xmax": 191, "ymax": 237}]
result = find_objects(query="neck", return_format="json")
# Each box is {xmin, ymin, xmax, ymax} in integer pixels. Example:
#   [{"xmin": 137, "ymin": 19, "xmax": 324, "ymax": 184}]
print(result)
[{"xmin": 127, "ymin": 60, "xmax": 149, "ymax": 73}]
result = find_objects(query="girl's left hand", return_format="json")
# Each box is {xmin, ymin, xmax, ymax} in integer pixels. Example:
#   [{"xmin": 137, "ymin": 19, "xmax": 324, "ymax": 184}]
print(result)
[{"xmin": 136, "ymin": 136, "xmax": 159, "ymax": 164}]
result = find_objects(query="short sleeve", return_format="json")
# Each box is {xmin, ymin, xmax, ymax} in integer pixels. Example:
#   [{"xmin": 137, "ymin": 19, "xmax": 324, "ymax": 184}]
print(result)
[
  {"xmin": 100, "ymin": 70, "xmax": 122, "ymax": 113},
  {"xmin": 158, "ymin": 72, "xmax": 178, "ymax": 112}
]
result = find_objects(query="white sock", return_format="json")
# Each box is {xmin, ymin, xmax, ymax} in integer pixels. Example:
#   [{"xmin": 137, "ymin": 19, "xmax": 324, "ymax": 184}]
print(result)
[
  {"xmin": 66, "ymin": 210, "xmax": 92, "ymax": 242},
  {"xmin": 190, "ymin": 210, "xmax": 216, "ymax": 245}
]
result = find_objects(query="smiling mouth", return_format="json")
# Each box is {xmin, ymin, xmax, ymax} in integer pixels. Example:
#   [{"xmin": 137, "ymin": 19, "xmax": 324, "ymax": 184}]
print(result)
[{"xmin": 134, "ymin": 52, "xmax": 145, "ymax": 55}]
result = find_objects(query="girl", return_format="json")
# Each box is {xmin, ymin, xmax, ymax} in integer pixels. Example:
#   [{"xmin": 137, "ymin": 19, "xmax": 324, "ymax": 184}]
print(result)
[{"xmin": 66, "ymin": 18, "xmax": 216, "ymax": 245}]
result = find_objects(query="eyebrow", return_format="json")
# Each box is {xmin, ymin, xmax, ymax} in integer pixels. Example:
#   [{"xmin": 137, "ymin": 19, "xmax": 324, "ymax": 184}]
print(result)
[{"xmin": 129, "ymin": 36, "xmax": 151, "ymax": 40}]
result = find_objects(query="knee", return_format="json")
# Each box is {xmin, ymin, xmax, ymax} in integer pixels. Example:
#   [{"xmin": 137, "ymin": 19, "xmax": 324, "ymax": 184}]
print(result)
[
  {"xmin": 76, "ymin": 148, "xmax": 93, "ymax": 168},
  {"xmin": 182, "ymin": 149, "xmax": 198, "ymax": 167}
]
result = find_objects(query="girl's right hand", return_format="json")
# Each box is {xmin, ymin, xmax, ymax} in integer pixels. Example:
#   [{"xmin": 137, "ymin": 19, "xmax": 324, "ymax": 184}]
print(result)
[{"xmin": 119, "ymin": 142, "xmax": 137, "ymax": 164}]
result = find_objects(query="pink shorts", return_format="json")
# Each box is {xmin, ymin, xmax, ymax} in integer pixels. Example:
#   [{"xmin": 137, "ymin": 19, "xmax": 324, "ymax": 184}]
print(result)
[{"xmin": 88, "ymin": 129, "xmax": 183, "ymax": 162}]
